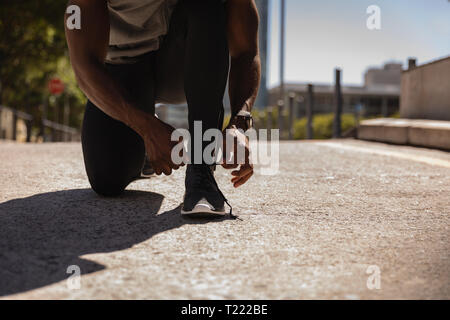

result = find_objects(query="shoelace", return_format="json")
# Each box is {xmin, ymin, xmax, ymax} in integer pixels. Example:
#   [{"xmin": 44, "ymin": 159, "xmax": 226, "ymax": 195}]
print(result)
[{"xmin": 205, "ymin": 166, "xmax": 239, "ymax": 220}]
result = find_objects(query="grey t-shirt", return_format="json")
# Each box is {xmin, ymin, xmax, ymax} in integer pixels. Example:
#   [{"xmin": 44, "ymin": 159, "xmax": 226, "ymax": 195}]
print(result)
[{"xmin": 106, "ymin": 0, "xmax": 178, "ymax": 64}]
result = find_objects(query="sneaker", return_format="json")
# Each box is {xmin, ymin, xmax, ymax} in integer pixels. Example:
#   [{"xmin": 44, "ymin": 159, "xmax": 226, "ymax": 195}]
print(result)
[{"xmin": 181, "ymin": 164, "xmax": 228, "ymax": 218}]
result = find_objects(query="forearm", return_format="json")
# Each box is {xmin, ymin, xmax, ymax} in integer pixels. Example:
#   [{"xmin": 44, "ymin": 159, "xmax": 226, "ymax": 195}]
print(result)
[
  {"xmin": 228, "ymin": 52, "xmax": 261, "ymax": 118},
  {"xmin": 72, "ymin": 58, "xmax": 153, "ymax": 136},
  {"xmin": 226, "ymin": 0, "xmax": 260, "ymax": 122}
]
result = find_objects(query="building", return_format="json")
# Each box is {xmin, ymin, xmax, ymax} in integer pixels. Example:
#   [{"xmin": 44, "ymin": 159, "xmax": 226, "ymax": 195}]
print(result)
[
  {"xmin": 400, "ymin": 56, "xmax": 450, "ymax": 121},
  {"xmin": 269, "ymin": 62, "xmax": 402, "ymax": 117},
  {"xmin": 357, "ymin": 56, "xmax": 450, "ymax": 150},
  {"xmin": 365, "ymin": 63, "xmax": 402, "ymax": 88}
]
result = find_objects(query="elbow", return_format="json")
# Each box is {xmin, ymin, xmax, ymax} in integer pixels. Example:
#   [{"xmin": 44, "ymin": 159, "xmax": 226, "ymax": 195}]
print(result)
[
  {"xmin": 72, "ymin": 62, "xmax": 89, "ymax": 93},
  {"xmin": 70, "ymin": 55, "xmax": 101, "ymax": 94}
]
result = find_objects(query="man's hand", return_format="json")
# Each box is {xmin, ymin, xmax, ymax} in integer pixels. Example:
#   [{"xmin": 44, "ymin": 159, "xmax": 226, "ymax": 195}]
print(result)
[
  {"xmin": 137, "ymin": 115, "xmax": 183, "ymax": 176},
  {"xmin": 221, "ymin": 124, "xmax": 254, "ymax": 188}
]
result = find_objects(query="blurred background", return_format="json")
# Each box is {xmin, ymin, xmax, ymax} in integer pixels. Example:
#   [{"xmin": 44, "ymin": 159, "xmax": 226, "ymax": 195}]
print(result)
[{"xmin": 0, "ymin": 0, "xmax": 449, "ymax": 145}]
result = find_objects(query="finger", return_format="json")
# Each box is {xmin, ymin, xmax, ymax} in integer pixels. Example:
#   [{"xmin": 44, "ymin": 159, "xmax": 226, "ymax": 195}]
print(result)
[
  {"xmin": 168, "ymin": 156, "xmax": 182, "ymax": 170},
  {"xmin": 236, "ymin": 139, "xmax": 249, "ymax": 165},
  {"xmin": 233, "ymin": 171, "xmax": 253, "ymax": 188},
  {"xmin": 232, "ymin": 165, "xmax": 253, "ymax": 178},
  {"xmin": 222, "ymin": 152, "xmax": 236, "ymax": 167},
  {"xmin": 150, "ymin": 161, "xmax": 162, "ymax": 176},
  {"xmin": 234, "ymin": 177, "xmax": 251, "ymax": 188},
  {"xmin": 160, "ymin": 162, "xmax": 173, "ymax": 175},
  {"xmin": 233, "ymin": 169, "xmax": 253, "ymax": 185},
  {"xmin": 222, "ymin": 163, "xmax": 239, "ymax": 170},
  {"xmin": 172, "ymin": 155, "xmax": 186, "ymax": 168},
  {"xmin": 223, "ymin": 135, "xmax": 238, "ymax": 166},
  {"xmin": 231, "ymin": 166, "xmax": 253, "ymax": 183},
  {"xmin": 232, "ymin": 172, "xmax": 250, "ymax": 184},
  {"xmin": 231, "ymin": 170, "xmax": 247, "ymax": 182},
  {"xmin": 245, "ymin": 145, "xmax": 252, "ymax": 165}
]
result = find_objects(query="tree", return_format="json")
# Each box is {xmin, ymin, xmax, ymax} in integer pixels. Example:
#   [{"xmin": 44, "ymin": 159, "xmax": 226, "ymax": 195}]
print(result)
[{"xmin": 0, "ymin": 0, "xmax": 85, "ymax": 129}]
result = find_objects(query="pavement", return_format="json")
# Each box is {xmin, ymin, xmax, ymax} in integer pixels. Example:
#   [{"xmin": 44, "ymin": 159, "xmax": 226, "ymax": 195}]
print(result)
[{"xmin": 0, "ymin": 139, "xmax": 449, "ymax": 299}]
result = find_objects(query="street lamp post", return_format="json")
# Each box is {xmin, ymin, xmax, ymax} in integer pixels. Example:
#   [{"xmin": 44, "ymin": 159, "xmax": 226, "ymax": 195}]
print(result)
[
  {"xmin": 333, "ymin": 68, "xmax": 343, "ymax": 138},
  {"xmin": 278, "ymin": 0, "xmax": 286, "ymax": 139}
]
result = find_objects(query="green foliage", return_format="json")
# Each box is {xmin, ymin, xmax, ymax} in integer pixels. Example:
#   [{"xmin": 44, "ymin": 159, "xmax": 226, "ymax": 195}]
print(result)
[
  {"xmin": 293, "ymin": 113, "xmax": 356, "ymax": 140},
  {"xmin": 252, "ymin": 107, "xmax": 279, "ymax": 129},
  {"xmin": 0, "ymin": 0, "xmax": 85, "ymax": 128},
  {"xmin": 224, "ymin": 108, "xmax": 280, "ymax": 130},
  {"xmin": 250, "ymin": 109, "xmax": 359, "ymax": 140}
]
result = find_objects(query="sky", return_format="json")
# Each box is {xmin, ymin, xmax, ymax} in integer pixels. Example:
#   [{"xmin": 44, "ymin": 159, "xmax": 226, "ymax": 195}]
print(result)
[{"xmin": 266, "ymin": 0, "xmax": 450, "ymax": 88}]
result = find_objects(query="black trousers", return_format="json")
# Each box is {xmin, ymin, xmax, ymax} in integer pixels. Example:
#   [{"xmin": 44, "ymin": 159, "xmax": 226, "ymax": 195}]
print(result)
[{"xmin": 82, "ymin": 0, "xmax": 229, "ymax": 196}]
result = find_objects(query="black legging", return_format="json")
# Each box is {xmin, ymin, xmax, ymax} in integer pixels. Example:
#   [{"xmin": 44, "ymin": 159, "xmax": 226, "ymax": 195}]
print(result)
[{"xmin": 81, "ymin": 0, "xmax": 229, "ymax": 196}]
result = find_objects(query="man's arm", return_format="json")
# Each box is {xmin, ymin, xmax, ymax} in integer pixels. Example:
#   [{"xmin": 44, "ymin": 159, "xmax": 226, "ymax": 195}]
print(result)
[
  {"xmin": 222, "ymin": 0, "xmax": 260, "ymax": 187},
  {"xmin": 226, "ymin": 0, "xmax": 261, "ymax": 123},
  {"xmin": 65, "ymin": 0, "xmax": 149, "ymax": 133},
  {"xmin": 65, "ymin": 0, "xmax": 179, "ymax": 175}
]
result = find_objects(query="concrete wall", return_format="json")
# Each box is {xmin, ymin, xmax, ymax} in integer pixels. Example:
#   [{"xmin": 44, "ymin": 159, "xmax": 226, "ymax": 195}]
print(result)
[{"xmin": 400, "ymin": 56, "xmax": 450, "ymax": 121}]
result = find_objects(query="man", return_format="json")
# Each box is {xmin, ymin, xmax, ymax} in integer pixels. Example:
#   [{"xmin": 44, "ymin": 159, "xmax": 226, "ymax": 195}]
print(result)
[{"xmin": 65, "ymin": 0, "xmax": 260, "ymax": 217}]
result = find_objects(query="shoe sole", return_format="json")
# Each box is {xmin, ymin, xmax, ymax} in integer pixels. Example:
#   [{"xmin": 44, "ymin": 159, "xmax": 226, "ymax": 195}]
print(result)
[{"xmin": 181, "ymin": 203, "xmax": 226, "ymax": 218}]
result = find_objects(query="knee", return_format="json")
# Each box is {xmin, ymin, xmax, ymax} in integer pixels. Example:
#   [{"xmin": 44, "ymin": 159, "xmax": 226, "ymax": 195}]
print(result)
[{"xmin": 88, "ymin": 174, "xmax": 127, "ymax": 197}]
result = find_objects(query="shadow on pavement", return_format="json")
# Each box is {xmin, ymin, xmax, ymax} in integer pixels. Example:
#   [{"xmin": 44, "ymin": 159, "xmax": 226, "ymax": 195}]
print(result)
[{"xmin": 0, "ymin": 188, "xmax": 227, "ymax": 297}]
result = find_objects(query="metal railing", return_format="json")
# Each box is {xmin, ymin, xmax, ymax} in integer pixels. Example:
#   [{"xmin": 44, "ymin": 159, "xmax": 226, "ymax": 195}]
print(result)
[{"xmin": 0, "ymin": 105, "xmax": 80, "ymax": 142}]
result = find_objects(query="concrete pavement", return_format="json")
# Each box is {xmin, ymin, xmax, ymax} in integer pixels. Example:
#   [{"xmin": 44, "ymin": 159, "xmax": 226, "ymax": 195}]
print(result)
[{"xmin": 0, "ymin": 139, "xmax": 449, "ymax": 299}]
